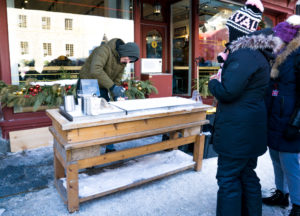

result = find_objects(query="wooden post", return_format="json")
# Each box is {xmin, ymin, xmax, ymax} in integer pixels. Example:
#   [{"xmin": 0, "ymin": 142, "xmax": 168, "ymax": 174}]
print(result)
[
  {"xmin": 193, "ymin": 134, "xmax": 205, "ymax": 171},
  {"xmin": 54, "ymin": 152, "xmax": 65, "ymax": 180},
  {"xmin": 66, "ymin": 163, "xmax": 79, "ymax": 213},
  {"xmin": 169, "ymin": 131, "xmax": 180, "ymax": 150}
]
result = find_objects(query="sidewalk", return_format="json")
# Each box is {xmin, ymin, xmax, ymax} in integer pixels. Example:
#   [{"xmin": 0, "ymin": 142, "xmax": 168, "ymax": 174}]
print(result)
[{"xmin": 0, "ymin": 136, "xmax": 292, "ymax": 216}]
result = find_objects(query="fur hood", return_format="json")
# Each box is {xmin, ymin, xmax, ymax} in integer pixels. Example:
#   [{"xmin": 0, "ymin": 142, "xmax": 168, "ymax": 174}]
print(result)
[
  {"xmin": 228, "ymin": 34, "xmax": 283, "ymax": 55},
  {"xmin": 271, "ymin": 34, "xmax": 300, "ymax": 78}
]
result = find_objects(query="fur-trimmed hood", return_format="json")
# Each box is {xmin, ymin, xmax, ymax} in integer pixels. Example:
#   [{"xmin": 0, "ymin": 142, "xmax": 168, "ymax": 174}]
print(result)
[
  {"xmin": 228, "ymin": 34, "xmax": 283, "ymax": 55},
  {"xmin": 271, "ymin": 34, "xmax": 300, "ymax": 78}
]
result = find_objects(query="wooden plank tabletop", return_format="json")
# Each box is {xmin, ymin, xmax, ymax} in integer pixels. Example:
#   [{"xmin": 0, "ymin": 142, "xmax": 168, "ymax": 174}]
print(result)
[{"xmin": 46, "ymin": 104, "xmax": 211, "ymax": 131}]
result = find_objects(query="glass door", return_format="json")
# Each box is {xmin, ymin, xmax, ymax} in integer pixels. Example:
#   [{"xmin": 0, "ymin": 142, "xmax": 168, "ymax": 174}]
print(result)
[{"xmin": 171, "ymin": 0, "xmax": 191, "ymax": 95}]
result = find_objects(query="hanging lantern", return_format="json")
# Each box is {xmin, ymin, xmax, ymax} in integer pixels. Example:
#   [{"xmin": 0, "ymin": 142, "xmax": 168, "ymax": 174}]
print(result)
[{"xmin": 153, "ymin": 2, "xmax": 161, "ymax": 15}]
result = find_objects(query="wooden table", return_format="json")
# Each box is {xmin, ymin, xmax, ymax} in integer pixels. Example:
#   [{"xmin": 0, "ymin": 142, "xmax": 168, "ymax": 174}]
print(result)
[{"xmin": 47, "ymin": 102, "xmax": 211, "ymax": 212}]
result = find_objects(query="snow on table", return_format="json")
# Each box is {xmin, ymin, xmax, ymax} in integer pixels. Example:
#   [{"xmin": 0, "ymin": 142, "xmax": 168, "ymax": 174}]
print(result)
[
  {"xmin": 110, "ymin": 97, "xmax": 204, "ymax": 115},
  {"xmin": 61, "ymin": 150, "xmax": 195, "ymax": 198}
]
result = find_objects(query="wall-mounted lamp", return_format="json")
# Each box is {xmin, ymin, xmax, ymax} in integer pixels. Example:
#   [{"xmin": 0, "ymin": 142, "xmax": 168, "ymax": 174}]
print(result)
[{"xmin": 153, "ymin": 2, "xmax": 161, "ymax": 15}]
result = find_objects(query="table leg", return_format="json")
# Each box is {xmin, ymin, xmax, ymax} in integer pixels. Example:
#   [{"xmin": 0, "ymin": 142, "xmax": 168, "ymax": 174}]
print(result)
[
  {"xmin": 169, "ymin": 131, "xmax": 180, "ymax": 150},
  {"xmin": 66, "ymin": 163, "xmax": 79, "ymax": 213},
  {"xmin": 54, "ymin": 152, "xmax": 65, "ymax": 180},
  {"xmin": 193, "ymin": 134, "xmax": 205, "ymax": 171}
]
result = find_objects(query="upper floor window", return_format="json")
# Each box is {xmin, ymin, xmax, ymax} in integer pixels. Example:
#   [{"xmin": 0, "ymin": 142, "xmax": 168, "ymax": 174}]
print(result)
[
  {"xmin": 43, "ymin": 43, "xmax": 52, "ymax": 56},
  {"xmin": 20, "ymin": 41, "xmax": 29, "ymax": 55},
  {"xmin": 65, "ymin": 18, "xmax": 73, "ymax": 30},
  {"xmin": 66, "ymin": 44, "xmax": 74, "ymax": 57},
  {"xmin": 42, "ymin": 17, "xmax": 50, "ymax": 29},
  {"xmin": 18, "ymin": 15, "xmax": 27, "ymax": 28}
]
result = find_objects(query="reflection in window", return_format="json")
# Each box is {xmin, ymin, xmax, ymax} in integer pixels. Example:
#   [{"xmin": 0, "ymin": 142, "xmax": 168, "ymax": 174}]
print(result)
[
  {"xmin": 198, "ymin": 0, "xmax": 240, "ymax": 67},
  {"xmin": 65, "ymin": 18, "xmax": 73, "ymax": 30},
  {"xmin": 66, "ymin": 44, "xmax": 74, "ymax": 57},
  {"xmin": 18, "ymin": 14, "xmax": 26, "ymax": 28},
  {"xmin": 20, "ymin": 41, "xmax": 28, "ymax": 55},
  {"xmin": 43, "ymin": 43, "xmax": 52, "ymax": 57},
  {"xmin": 263, "ymin": 16, "xmax": 274, "ymax": 28},
  {"xmin": 6, "ymin": 0, "xmax": 134, "ymax": 85},
  {"xmin": 171, "ymin": 0, "xmax": 190, "ymax": 95},
  {"xmin": 42, "ymin": 17, "xmax": 50, "ymax": 30},
  {"xmin": 146, "ymin": 30, "xmax": 162, "ymax": 58}
]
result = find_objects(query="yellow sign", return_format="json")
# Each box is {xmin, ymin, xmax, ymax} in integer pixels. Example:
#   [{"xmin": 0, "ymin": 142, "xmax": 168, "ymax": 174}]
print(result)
[
  {"xmin": 221, "ymin": 40, "xmax": 227, "ymax": 48},
  {"xmin": 151, "ymin": 41, "xmax": 158, "ymax": 48}
]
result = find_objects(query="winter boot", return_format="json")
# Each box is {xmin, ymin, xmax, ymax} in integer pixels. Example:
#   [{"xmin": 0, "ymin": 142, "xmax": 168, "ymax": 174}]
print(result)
[
  {"xmin": 289, "ymin": 204, "xmax": 300, "ymax": 216},
  {"xmin": 262, "ymin": 189, "xmax": 289, "ymax": 208}
]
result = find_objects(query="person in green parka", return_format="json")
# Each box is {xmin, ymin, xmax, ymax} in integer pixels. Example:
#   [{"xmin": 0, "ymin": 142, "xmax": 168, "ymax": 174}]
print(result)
[
  {"xmin": 80, "ymin": 38, "xmax": 140, "ymax": 102},
  {"xmin": 80, "ymin": 38, "xmax": 140, "ymax": 152}
]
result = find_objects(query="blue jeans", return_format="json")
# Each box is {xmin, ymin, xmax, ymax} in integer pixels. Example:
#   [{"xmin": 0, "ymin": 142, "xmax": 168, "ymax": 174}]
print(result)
[
  {"xmin": 216, "ymin": 155, "xmax": 262, "ymax": 216},
  {"xmin": 269, "ymin": 148, "xmax": 300, "ymax": 205}
]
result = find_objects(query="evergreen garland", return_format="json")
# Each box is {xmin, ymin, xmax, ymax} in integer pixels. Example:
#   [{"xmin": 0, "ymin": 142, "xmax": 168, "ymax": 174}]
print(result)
[
  {"xmin": 0, "ymin": 80, "xmax": 76, "ymax": 111},
  {"xmin": 0, "ymin": 79, "xmax": 158, "ymax": 111},
  {"xmin": 121, "ymin": 79, "xmax": 158, "ymax": 99}
]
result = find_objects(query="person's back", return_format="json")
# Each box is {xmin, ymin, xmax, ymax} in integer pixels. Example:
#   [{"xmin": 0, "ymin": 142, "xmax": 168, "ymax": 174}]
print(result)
[
  {"xmin": 207, "ymin": 1, "xmax": 285, "ymax": 215},
  {"xmin": 80, "ymin": 38, "xmax": 126, "ymax": 89},
  {"xmin": 210, "ymin": 35, "xmax": 279, "ymax": 158}
]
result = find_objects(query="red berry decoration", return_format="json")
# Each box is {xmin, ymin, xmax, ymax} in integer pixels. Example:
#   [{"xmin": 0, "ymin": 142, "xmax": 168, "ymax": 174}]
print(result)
[
  {"xmin": 29, "ymin": 87, "xmax": 34, "ymax": 92},
  {"xmin": 33, "ymin": 89, "xmax": 38, "ymax": 94},
  {"xmin": 35, "ymin": 84, "xmax": 40, "ymax": 89},
  {"xmin": 67, "ymin": 85, "xmax": 72, "ymax": 90}
]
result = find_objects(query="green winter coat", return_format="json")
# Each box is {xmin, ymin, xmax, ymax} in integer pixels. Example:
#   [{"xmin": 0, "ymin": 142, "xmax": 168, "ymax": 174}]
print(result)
[{"xmin": 79, "ymin": 38, "xmax": 126, "ymax": 89}]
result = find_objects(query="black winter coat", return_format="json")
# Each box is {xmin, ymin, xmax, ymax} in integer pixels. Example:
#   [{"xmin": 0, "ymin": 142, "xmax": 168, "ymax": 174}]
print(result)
[
  {"xmin": 266, "ymin": 34, "xmax": 300, "ymax": 153},
  {"xmin": 208, "ymin": 34, "xmax": 282, "ymax": 158}
]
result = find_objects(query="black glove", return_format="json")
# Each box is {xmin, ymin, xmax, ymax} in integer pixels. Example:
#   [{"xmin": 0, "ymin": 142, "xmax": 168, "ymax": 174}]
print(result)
[
  {"xmin": 110, "ymin": 85, "xmax": 125, "ymax": 100},
  {"xmin": 283, "ymin": 124, "xmax": 299, "ymax": 141}
]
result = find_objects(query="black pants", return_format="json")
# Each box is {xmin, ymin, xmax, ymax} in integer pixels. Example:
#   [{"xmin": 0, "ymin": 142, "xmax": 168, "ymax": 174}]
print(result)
[
  {"xmin": 100, "ymin": 88, "xmax": 110, "ymax": 102},
  {"xmin": 216, "ymin": 155, "xmax": 262, "ymax": 216}
]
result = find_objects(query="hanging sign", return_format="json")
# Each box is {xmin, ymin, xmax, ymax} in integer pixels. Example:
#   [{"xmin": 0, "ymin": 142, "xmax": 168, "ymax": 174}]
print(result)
[{"xmin": 151, "ymin": 41, "xmax": 158, "ymax": 48}]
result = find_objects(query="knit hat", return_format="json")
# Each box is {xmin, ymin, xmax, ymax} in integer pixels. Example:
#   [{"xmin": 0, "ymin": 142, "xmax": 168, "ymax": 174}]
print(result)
[
  {"xmin": 273, "ymin": 15, "xmax": 300, "ymax": 43},
  {"xmin": 226, "ymin": 0, "xmax": 264, "ymax": 42},
  {"xmin": 117, "ymin": 42, "xmax": 140, "ymax": 63}
]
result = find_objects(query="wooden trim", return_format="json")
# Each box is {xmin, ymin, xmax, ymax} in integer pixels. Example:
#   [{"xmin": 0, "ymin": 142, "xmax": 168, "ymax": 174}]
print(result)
[
  {"xmin": 77, "ymin": 135, "xmax": 197, "ymax": 169},
  {"xmin": 79, "ymin": 164, "xmax": 194, "ymax": 203},
  {"xmin": 262, "ymin": 1, "xmax": 295, "ymax": 14},
  {"xmin": 134, "ymin": 0, "xmax": 142, "ymax": 79},
  {"xmin": 192, "ymin": 0, "xmax": 200, "ymax": 96}
]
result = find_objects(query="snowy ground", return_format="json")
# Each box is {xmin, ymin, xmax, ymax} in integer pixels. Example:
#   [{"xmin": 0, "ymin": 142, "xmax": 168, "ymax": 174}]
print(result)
[{"xmin": 0, "ymin": 148, "xmax": 292, "ymax": 216}]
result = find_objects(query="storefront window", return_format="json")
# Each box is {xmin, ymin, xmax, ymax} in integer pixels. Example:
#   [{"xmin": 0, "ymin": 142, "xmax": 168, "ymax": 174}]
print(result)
[
  {"xmin": 6, "ymin": 0, "xmax": 134, "ymax": 85},
  {"xmin": 171, "ymin": 0, "xmax": 191, "ymax": 95},
  {"xmin": 198, "ymin": 0, "xmax": 240, "ymax": 68}
]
